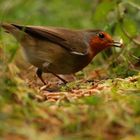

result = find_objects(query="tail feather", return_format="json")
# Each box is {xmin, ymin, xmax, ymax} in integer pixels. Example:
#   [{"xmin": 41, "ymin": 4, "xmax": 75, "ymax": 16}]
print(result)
[
  {"xmin": 1, "ymin": 23, "xmax": 15, "ymax": 33},
  {"xmin": 1, "ymin": 23, "xmax": 26, "ymax": 32},
  {"xmin": 1, "ymin": 23, "xmax": 27, "ymax": 39}
]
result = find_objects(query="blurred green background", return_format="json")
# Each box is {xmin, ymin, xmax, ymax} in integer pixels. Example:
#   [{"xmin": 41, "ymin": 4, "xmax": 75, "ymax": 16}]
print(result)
[
  {"xmin": 0, "ymin": 0, "xmax": 140, "ymax": 140},
  {"xmin": 0, "ymin": 0, "xmax": 140, "ymax": 77}
]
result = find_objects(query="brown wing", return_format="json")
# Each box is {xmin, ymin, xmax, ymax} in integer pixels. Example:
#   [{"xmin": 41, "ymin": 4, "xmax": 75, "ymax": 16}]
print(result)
[{"xmin": 11, "ymin": 24, "xmax": 89, "ymax": 55}]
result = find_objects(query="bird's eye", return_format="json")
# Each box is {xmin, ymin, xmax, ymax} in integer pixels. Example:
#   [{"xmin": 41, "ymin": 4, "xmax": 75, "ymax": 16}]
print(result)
[{"xmin": 98, "ymin": 33, "xmax": 105, "ymax": 39}]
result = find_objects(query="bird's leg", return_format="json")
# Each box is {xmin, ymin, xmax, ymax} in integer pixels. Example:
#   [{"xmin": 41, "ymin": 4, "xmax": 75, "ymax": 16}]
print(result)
[
  {"xmin": 51, "ymin": 72, "xmax": 68, "ymax": 84},
  {"xmin": 36, "ymin": 68, "xmax": 46, "ymax": 85}
]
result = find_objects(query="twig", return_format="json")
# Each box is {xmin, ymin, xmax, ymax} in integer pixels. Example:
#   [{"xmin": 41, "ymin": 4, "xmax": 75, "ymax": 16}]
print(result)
[
  {"xmin": 120, "ymin": 26, "xmax": 140, "ymax": 46},
  {"xmin": 117, "ymin": 2, "xmax": 140, "ymax": 46},
  {"xmin": 125, "ymin": 1, "xmax": 140, "ymax": 11}
]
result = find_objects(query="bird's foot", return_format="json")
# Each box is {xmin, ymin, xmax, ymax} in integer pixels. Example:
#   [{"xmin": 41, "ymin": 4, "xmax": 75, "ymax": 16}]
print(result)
[
  {"xmin": 40, "ymin": 81, "xmax": 62, "ymax": 92},
  {"xmin": 40, "ymin": 82, "xmax": 51, "ymax": 91}
]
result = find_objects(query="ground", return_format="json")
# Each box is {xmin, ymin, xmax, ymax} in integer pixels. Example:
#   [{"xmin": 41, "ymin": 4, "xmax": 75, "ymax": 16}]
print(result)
[{"xmin": 1, "ymin": 61, "xmax": 140, "ymax": 140}]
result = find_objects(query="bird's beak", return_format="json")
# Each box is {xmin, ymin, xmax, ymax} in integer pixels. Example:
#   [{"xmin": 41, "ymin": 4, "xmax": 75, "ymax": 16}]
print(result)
[{"xmin": 110, "ymin": 39, "xmax": 123, "ymax": 48}]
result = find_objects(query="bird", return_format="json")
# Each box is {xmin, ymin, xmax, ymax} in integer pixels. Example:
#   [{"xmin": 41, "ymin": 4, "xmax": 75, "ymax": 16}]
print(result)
[{"xmin": 1, "ymin": 23, "xmax": 122, "ymax": 85}]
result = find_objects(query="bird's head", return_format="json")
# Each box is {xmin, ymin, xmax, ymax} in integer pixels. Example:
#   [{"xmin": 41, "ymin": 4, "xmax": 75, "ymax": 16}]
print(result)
[{"xmin": 88, "ymin": 30, "xmax": 123, "ymax": 56}]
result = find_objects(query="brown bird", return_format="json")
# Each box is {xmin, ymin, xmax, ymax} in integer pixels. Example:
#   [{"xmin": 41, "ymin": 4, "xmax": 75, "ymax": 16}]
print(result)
[{"xmin": 1, "ymin": 23, "xmax": 122, "ymax": 85}]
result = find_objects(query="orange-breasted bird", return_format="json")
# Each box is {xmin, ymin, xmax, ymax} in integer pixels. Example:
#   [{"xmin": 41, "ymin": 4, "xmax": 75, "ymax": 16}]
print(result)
[{"xmin": 1, "ymin": 23, "xmax": 122, "ymax": 84}]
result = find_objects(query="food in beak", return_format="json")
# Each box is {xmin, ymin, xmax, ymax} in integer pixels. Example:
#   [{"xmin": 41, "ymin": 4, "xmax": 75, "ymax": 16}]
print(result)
[{"xmin": 112, "ymin": 39, "xmax": 123, "ymax": 47}]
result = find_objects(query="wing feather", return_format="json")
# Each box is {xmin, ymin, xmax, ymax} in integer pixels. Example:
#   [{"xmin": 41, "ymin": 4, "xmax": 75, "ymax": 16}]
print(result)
[{"xmin": 11, "ymin": 24, "xmax": 88, "ymax": 55}]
